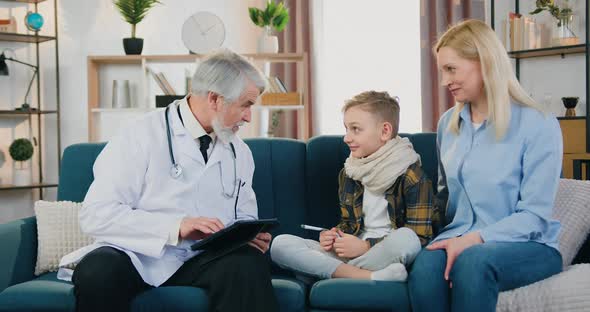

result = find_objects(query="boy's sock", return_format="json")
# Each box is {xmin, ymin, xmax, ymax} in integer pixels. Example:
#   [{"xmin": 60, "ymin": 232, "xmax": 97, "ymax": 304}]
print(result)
[{"xmin": 370, "ymin": 263, "xmax": 408, "ymax": 281}]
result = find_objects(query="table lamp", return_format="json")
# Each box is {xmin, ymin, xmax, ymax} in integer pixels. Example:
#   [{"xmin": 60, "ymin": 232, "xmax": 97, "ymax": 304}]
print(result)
[{"xmin": 0, "ymin": 52, "xmax": 39, "ymax": 111}]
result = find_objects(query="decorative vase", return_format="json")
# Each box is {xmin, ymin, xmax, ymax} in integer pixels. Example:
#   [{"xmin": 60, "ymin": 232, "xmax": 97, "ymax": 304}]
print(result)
[
  {"xmin": 12, "ymin": 162, "xmax": 31, "ymax": 186},
  {"xmin": 257, "ymin": 26, "xmax": 279, "ymax": 53},
  {"xmin": 552, "ymin": 13, "xmax": 579, "ymax": 46},
  {"xmin": 562, "ymin": 97, "xmax": 579, "ymax": 117},
  {"xmin": 123, "ymin": 38, "xmax": 144, "ymax": 55}
]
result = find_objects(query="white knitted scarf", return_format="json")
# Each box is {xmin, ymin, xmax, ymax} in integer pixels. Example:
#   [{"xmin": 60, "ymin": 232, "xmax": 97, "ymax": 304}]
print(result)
[{"xmin": 344, "ymin": 136, "xmax": 420, "ymax": 194}]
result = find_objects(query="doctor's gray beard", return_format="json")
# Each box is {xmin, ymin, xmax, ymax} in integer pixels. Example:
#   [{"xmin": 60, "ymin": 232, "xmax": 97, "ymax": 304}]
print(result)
[{"xmin": 212, "ymin": 116, "xmax": 243, "ymax": 144}]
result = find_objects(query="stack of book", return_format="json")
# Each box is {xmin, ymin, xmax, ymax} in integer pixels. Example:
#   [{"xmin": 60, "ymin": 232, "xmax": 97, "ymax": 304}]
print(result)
[
  {"xmin": 0, "ymin": 17, "xmax": 17, "ymax": 33},
  {"xmin": 261, "ymin": 76, "xmax": 300, "ymax": 106},
  {"xmin": 500, "ymin": 13, "xmax": 553, "ymax": 51}
]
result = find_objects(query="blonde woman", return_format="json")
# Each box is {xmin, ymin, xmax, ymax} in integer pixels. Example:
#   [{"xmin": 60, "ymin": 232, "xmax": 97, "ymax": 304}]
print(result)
[{"xmin": 408, "ymin": 19, "xmax": 563, "ymax": 312}]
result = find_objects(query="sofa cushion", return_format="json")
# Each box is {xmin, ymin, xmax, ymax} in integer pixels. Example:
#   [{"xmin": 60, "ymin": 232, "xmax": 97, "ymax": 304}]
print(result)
[
  {"xmin": 0, "ymin": 272, "xmax": 75, "ymax": 312},
  {"xmin": 0, "ymin": 272, "xmax": 305, "ymax": 312},
  {"xmin": 246, "ymin": 138, "xmax": 307, "ymax": 238},
  {"xmin": 131, "ymin": 286, "xmax": 209, "ymax": 312},
  {"xmin": 34, "ymin": 201, "xmax": 93, "ymax": 275},
  {"xmin": 306, "ymin": 136, "xmax": 352, "ymax": 236},
  {"xmin": 309, "ymin": 279, "xmax": 410, "ymax": 312},
  {"xmin": 131, "ymin": 277, "xmax": 305, "ymax": 312},
  {"xmin": 552, "ymin": 179, "xmax": 590, "ymax": 267},
  {"xmin": 57, "ymin": 143, "xmax": 106, "ymax": 202},
  {"xmin": 0, "ymin": 216, "xmax": 37, "ymax": 293},
  {"xmin": 497, "ymin": 263, "xmax": 590, "ymax": 312}
]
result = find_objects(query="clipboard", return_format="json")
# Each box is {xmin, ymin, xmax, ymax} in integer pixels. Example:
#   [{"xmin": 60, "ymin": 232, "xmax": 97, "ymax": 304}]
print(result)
[{"xmin": 190, "ymin": 218, "xmax": 279, "ymax": 255}]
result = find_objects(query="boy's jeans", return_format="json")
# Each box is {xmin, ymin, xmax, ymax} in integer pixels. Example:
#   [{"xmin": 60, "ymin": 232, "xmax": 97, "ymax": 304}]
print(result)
[
  {"xmin": 408, "ymin": 241, "xmax": 562, "ymax": 312},
  {"xmin": 270, "ymin": 227, "xmax": 421, "ymax": 280}
]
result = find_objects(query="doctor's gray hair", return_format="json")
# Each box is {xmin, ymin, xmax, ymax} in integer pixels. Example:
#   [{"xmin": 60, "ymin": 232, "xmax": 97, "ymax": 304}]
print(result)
[{"xmin": 191, "ymin": 49, "xmax": 266, "ymax": 104}]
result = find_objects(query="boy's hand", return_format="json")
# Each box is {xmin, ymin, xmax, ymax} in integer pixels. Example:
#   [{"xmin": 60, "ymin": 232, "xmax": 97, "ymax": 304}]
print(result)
[
  {"xmin": 333, "ymin": 230, "xmax": 370, "ymax": 258},
  {"xmin": 319, "ymin": 227, "xmax": 339, "ymax": 251}
]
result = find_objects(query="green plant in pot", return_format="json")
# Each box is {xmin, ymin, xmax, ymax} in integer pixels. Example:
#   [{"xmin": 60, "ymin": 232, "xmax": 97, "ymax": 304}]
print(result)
[
  {"xmin": 9, "ymin": 138, "xmax": 34, "ymax": 186},
  {"xmin": 249, "ymin": 1, "xmax": 289, "ymax": 53},
  {"xmin": 530, "ymin": 0, "xmax": 579, "ymax": 46},
  {"xmin": 113, "ymin": 0, "xmax": 161, "ymax": 55}
]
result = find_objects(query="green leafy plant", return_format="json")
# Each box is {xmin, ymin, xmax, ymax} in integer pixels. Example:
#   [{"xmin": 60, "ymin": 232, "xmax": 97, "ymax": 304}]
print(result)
[
  {"xmin": 9, "ymin": 138, "xmax": 33, "ymax": 162},
  {"xmin": 530, "ymin": 0, "xmax": 573, "ymax": 26},
  {"xmin": 249, "ymin": 1, "xmax": 290, "ymax": 33},
  {"xmin": 268, "ymin": 110, "xmax": 283, "ymax": 136},
  {"xmin": 113, "ymin": 0, "xmax": 161, "ymax": 38}
]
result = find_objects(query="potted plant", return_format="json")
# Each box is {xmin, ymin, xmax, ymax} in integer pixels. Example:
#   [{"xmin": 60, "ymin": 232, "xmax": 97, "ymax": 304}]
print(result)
[
  {"xmin": 249, "ymin": 1, "xmax": 290, "ymax": 53},
  {"xmin": 9, "ymin": 138, "xmax": 33, "ymax": 186},
  {"xmin": 113, "ymin": 0, "xmax": 161, "ymax": 55},
  {"xmin": 530, "ymin": 0, "xmax": 578, "ymax": 46}
]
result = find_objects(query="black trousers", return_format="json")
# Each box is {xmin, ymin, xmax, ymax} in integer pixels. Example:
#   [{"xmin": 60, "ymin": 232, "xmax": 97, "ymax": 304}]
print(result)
[{"xmin": 72, "ymin": 245, "xmax": 279, "ymax": 312}]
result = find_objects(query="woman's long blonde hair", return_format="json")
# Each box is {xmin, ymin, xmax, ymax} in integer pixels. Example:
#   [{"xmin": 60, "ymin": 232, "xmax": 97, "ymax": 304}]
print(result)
[{"xmin": 434, "ymin": 19, "xmax": 543, "ymax": 139}]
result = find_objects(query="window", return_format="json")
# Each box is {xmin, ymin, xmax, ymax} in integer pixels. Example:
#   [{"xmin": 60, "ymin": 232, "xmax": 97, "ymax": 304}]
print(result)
[{"xmin": 311, "ymin": 0, "xmax": 422, "ymax": 134}]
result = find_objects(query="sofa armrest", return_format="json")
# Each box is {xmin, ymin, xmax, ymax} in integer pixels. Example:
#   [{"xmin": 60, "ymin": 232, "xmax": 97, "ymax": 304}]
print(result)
[{"xmin": 0, "ymin": 217, "xmax": 37, "ymax": 292}]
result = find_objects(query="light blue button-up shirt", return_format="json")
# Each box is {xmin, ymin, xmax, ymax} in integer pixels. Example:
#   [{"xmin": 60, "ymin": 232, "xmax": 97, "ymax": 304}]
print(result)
[{"xmin": 434, "ymin": 103, "xmax": 563, "ymax": 251}]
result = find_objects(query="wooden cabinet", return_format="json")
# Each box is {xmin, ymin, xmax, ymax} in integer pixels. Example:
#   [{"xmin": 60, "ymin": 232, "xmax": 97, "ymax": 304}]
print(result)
[{"xmin": 559, "ymin": 117, "xmax": 590, "ymax": 179}]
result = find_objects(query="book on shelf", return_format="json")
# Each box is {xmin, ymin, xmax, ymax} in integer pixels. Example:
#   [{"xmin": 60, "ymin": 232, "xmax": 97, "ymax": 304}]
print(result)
[
  {"xmin": 0, "ymin": 17, "xmax": 17, "ymax": 33},
  {"xmin": 157, "ymin": 73, "xmax": 177, "ymax": 95},
  {"xmin": 266, "ymin": 76, "xmax": 281, "ymax": 93},
  {"xmin": 274, "ymin": 76, "xmax": 288, "ymax": 93},
  {"xmin": 503, "ymin": 12, "xmax": 552, "ymax": 52},
  {"xmin": 266, "ymin": 76, "xmax": 288, "ymax": 93},
  {"xmin": 146, "ymin": 67, "xmax": 171, "ymax": 95}
]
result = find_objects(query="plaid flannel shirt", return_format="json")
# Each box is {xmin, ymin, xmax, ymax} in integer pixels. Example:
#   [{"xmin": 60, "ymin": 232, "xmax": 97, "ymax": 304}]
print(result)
[{"xmin": 336, "ymin": 162, "xmax": 434, "ymax": 246}]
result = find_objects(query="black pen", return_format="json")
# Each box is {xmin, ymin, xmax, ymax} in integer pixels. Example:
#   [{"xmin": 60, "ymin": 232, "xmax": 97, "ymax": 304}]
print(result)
[{"xmin": 234, "ymin": 179, "xmax": 246, "ymax": 220}]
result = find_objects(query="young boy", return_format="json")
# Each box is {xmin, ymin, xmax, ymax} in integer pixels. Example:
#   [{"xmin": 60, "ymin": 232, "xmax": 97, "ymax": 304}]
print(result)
[{"xmin": 271, "ymin": 91, "xmax": 434, "ymax": 281}]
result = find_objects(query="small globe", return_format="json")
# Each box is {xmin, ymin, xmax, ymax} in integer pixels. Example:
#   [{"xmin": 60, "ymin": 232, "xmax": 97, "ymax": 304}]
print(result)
[{"xmin": 25, "ymin": 12, "xmax": 44, "ymax": 32}]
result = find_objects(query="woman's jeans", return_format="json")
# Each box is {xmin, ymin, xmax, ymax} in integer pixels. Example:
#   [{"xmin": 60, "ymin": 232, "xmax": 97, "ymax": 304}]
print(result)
[
  {"xmin": 408, "ymin": 241, "xmax": 562, "ymax": 312},
  {"xmin": 271, "ymin": 227, "xmax": 421, "ymax": 280}
]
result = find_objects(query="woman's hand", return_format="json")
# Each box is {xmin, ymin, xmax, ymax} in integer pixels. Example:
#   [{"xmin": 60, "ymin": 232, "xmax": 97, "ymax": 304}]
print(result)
[
  {"xmin": 319, "ymin": 227, "xmax": 339, "ymax": 251},
  {"xmin": 333, "ymin": 230, "xmax": 370, "ymax": 258},
  {"xmin": 427, "ymin": 231, "xmax": 483, "ymax": 281}
]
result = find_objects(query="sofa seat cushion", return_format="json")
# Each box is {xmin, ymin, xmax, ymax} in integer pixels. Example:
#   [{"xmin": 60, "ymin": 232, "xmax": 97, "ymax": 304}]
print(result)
[
  {"xmin": 0, "ymin": 272, "xmax": 75, "ymax": 312},
  {"xmin": 131, "ymin": 286, "xmax": 209, "ymax": 312},
  {"xmin": 0, "ymin": 273, "xmax": 305, "ymax": 312},
  {"xmin": 131, "ymin": 277, "xmax": 305, "ymax": 312},
  {"xmin": 309, "ymin": 279, "xmax": 410, "ymax": 312}
]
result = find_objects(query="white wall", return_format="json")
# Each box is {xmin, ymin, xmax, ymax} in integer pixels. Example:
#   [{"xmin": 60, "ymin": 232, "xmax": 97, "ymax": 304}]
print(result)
[
  {"xmin": 0, "ymin": 0, "xmax": 265, "ymax": 223},
  {"xmin": 311, "ymin": 0, "xmax": 422, "ymax": 135}
]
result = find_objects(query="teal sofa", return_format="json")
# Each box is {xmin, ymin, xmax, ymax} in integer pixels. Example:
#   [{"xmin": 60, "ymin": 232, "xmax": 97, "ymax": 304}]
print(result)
[{"xmin": 1, "ymin": 134, "xmax": 588, "ymax": 312}]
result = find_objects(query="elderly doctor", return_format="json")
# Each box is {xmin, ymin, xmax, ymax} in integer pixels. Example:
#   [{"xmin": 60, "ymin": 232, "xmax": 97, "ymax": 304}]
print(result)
[{"xmin": 58, "ymin": 50, "xmax": 279, "ymax": 312}]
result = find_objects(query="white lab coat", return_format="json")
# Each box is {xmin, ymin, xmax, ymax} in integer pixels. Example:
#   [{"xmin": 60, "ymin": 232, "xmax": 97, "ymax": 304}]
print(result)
[{"xmin": 58, "ymin": 100, "xmax": 258, "ymax": 286}]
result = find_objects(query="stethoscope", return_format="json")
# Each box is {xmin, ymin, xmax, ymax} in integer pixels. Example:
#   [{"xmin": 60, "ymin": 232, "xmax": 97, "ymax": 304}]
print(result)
[{"xmin": 165, "ymin": 104, "xmax": 239, "ymax": 198}]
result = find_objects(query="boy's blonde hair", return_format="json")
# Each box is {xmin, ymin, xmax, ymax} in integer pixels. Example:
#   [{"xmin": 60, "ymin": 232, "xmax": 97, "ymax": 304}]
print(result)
[
  {"xmin": 434, "ymin": 19, "xmax": 543, "ymax": 140},
  {"xmin": 342, "ymin": 91, "xmax": 400, "ymax": 137}
]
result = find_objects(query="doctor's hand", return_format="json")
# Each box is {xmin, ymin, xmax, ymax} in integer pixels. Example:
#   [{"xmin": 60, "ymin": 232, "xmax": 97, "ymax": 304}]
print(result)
[
  {"xmin": 426, "ymin": 231, "xmax": 483, "ymax": 282},
  {"xmin": 248, "ymin": 232, "xmax": 272, "ymax": 253},
  {"xmin": 179, "ymin": 217, "xmax": 225, "ymax": 241}
]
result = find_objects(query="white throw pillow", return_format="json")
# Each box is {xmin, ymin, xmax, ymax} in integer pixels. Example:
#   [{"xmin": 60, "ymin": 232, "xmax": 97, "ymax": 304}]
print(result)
[
  {"xmin": 497, "ymin": 264, "xmax": 590, "ymax": 312},
  {"xmin": 552, "ymin": 179, "xmax": 590, "ymax": 268},
  {"xmin": 34, "ymin": 200, "xmax": 94, "ymax": 275}
]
